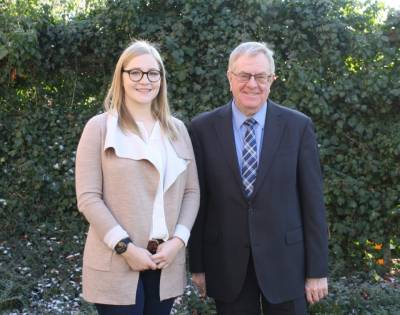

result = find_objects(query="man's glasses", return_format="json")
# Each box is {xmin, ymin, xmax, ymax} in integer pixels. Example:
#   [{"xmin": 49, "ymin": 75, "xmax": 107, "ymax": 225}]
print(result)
[
  {"xmin": 230, "ymin": 71, "xmax": 275, "ymax": 84},
  {"xmin": 122, "ymin": 68, "xmax": 161, "ymax": 82}
]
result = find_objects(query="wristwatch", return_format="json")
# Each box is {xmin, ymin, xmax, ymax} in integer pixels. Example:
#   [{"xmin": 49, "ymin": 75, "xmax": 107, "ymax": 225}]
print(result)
[{"xmin": 114, "ymin": 237, "xmax": 132, "ymax": 254}]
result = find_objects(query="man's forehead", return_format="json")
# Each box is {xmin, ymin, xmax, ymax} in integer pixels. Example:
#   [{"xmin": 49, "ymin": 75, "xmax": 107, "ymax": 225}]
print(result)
[{"xmin": 232, "ymin": 53, "xmax": 271, "ymax": 71}]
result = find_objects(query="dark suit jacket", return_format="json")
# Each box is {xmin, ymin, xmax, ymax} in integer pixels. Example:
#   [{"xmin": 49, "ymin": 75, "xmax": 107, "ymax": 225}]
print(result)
[{"xmin": 188, "ymin": 100, "xmax": 328, "ymax": 304}]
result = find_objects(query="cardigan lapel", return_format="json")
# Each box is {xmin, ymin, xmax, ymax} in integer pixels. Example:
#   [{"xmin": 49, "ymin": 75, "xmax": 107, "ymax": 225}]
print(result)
[
  {"xmin": 104, "ymin": 113, "xmax": 152, "ymax": 162},
  {"xmin": 164, "ymin": 138, "xmax": 189, "ymax": 193},
  {"xmin": 170, "ymin": 135, "xmax": 192, "ymax": 161},
  {"xmin": 104, "ymin": 113, "xmax": 190, "ymax": 194},
  {"xmin": 252, "ymin": 101, "xmax": 285, "ymax": 199}
]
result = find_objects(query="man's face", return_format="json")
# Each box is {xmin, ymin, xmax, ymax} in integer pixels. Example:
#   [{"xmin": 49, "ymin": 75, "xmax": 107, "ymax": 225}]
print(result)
[{"xmin": 227, "ymin": 53, "xmax": 275, "ymax": 116}]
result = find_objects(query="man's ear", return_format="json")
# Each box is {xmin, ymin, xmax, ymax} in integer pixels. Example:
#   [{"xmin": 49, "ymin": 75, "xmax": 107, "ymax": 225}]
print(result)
[
  {"xmin": 227, "ymin": 70, "xmax": 232, "ymax": 91},
  {"xmin": 271, "ymin": 75, "xmax": 278, "ymax": 86}
]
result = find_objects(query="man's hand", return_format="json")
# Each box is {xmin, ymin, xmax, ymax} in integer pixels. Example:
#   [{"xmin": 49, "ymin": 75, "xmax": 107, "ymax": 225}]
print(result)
[
  {"xmin": 122, "ymin": 244, "xmax": 157, "ymax": 271},
  {"xmin": 305, "ymin": 277, "xmax": 328, "ymax": 304},
  {"xmin": 152, "ymin": 237, "xmax": 184, "ymax": 269},
  {"xmin": 192, "ymin": 272, "xmax": 207, "ymax": 297}
]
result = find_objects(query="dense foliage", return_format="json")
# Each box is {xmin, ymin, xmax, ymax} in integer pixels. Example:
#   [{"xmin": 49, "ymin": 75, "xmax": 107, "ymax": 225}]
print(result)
[{"xmin": 1, "ymin": 0, "xmax": 399, "ymax": 287}]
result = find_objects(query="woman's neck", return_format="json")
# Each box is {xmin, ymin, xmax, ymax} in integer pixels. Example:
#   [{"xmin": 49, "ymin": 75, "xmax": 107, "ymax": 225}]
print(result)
[{"xmin": 126, "ymin": 102, "xmax": 155, "ymax": 122}]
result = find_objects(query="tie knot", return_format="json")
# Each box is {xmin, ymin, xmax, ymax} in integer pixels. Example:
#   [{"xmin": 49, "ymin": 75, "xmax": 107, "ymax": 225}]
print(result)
[{"xmin": 243, "ymin": 118, "xmax": 257, "ymax": 128}]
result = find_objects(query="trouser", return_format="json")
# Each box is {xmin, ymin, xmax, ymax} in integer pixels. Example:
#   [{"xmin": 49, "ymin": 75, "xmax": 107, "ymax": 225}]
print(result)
[
  {"xmin": 95, "ymin": 269, "xmax": 175, "ymax": 315},
  {"xmin": 215, "ymin": 256, "xmax": 307, "ymax": 315}
]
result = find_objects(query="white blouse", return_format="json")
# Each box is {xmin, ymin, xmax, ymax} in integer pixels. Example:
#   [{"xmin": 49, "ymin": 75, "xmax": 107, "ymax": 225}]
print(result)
[{"xmin": 102, "ymin": 113, "xmax": 190, "ymax": 250}]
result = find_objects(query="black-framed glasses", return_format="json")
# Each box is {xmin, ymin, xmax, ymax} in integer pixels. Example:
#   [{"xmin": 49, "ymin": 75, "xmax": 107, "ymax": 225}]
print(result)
[
  {"xmin": 230, "ymin": 71, "xmax": 275, "ymax": 84},
  {"xmin": 122, "ymin": 68, "xmax": 161, "ymax": 82}
]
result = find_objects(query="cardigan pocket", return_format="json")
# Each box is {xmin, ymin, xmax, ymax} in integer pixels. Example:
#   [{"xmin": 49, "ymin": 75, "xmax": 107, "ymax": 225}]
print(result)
[
  {"xmin": 83, "ymin": 230, "xmax": 112, "ymax": 271},
  {"xmin": 174, "ymin": 248, "xmax": 186, "ymax": 265},
  {"xmin": 110, "ymin": 252, "xmax": 131, "ymax": 272}
]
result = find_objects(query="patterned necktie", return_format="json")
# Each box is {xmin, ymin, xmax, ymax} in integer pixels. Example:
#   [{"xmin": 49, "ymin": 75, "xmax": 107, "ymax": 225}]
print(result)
[{"xmin": 241, "ymin": 118, "xmax": 258, "ymax": 197}]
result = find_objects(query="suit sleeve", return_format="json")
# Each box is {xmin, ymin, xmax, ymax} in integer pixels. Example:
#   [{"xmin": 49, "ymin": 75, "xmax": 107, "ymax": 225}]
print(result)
[
  {"xmin": 188, "ymin": 121, "xmax": 207, "ymax": 273},
  {"xmin": 298, "ymin": 118, "xmax": 329, "ymax": 278}
]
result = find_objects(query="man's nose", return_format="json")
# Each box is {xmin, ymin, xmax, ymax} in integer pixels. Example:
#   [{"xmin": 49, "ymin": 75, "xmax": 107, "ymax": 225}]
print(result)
[{"xmin": 246, "ymin": 75, "xmax": 258, "ymax": 87}]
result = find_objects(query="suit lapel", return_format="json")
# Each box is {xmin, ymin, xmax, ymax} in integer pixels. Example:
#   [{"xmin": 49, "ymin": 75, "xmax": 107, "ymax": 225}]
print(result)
[
  {"xmin": 252, "ymin": 101, "xmax": 285, "ymax": 198},
  {"xmin": 214, "ymin": 103, "xmax": 244, "ymax": 191}
]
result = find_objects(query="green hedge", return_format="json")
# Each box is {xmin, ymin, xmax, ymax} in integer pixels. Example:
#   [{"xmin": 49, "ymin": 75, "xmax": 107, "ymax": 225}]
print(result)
[{"xmin": 1, "ymin": 0, "xmax": 399, "ymax": 274}]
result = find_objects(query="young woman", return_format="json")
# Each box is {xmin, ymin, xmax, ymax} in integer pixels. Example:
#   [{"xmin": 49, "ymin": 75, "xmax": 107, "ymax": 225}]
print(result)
[{"xmin": 75, "ymin": 40, "xmax": 200, "ymax": 315}]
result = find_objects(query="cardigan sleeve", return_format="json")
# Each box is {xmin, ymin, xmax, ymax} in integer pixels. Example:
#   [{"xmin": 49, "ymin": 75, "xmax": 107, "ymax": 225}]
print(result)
[
  {"xmin": 75, "ymin": 115, "xmax": 128, "ymax": 244},
  {"xmin": 173, "ymin": 121, "xmax": 200, "ymax": 238}
]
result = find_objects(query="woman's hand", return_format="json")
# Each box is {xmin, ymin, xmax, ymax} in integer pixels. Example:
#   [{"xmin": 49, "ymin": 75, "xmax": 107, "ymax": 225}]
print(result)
[
  {"xmin": 151, "ymin": 237, "xmax": 184, "ymax": 269},
  {"xmin": 122, "ymin": 244, "xmax": 157, "ymax": 271}
]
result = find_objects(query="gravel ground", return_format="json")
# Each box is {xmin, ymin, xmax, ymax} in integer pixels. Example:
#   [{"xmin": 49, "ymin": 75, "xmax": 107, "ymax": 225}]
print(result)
[{"xmin": 0, "ymin": 229, "xmax": 209, "ymax": 315}]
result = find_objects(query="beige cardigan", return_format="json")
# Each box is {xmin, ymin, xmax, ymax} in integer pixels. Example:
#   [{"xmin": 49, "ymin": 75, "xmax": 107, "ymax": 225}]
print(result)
[{"xmin": 75, "ymin": 112, "xmax": 200, "ymax": 305}]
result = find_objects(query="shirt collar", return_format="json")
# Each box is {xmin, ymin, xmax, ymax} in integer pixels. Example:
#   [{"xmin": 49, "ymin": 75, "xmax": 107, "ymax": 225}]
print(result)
[{"xmin": 231, "ymin": 100, "xmax": 268, "ymax": 130}]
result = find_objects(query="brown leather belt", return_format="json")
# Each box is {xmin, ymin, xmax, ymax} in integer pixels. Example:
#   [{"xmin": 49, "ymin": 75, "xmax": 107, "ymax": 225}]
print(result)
[{"xmin": 147, "ymin": 239, "xmax": 164, "ymax": 254}]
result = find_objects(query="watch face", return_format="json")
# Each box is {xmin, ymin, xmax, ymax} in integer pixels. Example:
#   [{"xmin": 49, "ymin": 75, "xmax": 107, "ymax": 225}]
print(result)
[{"xmin": 115, "ymin": 241, "xmax": 127, "ymax": 254}]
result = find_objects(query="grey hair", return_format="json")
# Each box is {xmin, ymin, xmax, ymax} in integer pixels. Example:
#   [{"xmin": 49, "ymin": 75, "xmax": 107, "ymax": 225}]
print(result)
[{"xmin": 228, "ymin": 42, "xmax": 275, "ymax": 73}]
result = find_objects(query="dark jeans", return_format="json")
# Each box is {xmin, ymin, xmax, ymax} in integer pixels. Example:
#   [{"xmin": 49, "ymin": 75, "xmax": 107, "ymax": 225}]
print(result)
[
  {"xmin": 95, "ymin": 269, "xmax": 175, "ymax": 315},
  {"xmin": 215, "ymin": 256, "xmax": 307, "ymax": 315}
]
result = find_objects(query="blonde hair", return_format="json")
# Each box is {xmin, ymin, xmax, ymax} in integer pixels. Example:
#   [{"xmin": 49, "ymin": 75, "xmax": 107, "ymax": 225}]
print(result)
[
  {"xmin": 104, "ymin": 40, "xmax": 177, "ymax": 139},
  {"xmin": 228, "ymin": 41, "xmax": 275, "ymax": 74}
]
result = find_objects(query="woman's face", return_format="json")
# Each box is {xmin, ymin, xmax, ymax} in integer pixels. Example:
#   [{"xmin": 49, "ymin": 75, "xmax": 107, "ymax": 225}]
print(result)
[{"xmin": 122, "ymin": 54, "xmax": 161, "ymax": 108}]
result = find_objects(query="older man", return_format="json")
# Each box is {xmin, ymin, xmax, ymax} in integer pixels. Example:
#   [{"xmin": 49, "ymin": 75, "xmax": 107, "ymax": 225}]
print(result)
[{"xmin": 188, "ymin": 42, "xmax": 328, "ymax": 315}]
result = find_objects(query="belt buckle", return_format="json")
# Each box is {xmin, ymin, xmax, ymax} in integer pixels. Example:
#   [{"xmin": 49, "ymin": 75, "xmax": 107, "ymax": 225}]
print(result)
[{"xmin": 147, "ymin": 239, "xmax": 160, "ymax": 254}]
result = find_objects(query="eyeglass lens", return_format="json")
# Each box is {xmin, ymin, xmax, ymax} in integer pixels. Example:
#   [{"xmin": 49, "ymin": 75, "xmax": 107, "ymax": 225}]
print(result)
[
  {"xmin": 235, "ymin": 72, "xmax": 273, "ymax": 83},
  {"xmin": 127, "ymin": 69, "xmax": 161, "ymax": 82}
]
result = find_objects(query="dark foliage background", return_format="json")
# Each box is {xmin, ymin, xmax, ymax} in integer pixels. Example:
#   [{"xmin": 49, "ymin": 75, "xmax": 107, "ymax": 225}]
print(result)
[{"xmin": 0, "ymin": 0, "xmax": 399, "ymax": 313}]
